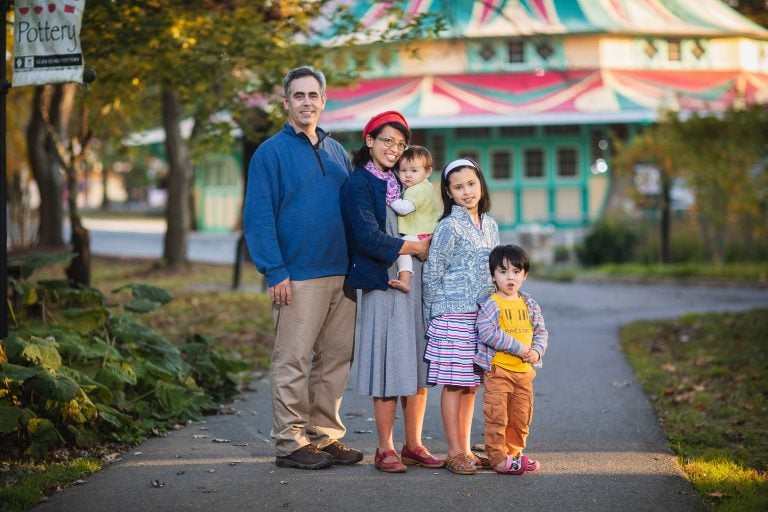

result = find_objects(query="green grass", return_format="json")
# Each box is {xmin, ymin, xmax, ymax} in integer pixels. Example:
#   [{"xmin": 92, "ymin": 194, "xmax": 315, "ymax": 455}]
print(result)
[
  {"xmin": 534, "ymin": 261, "xmax": 768, "ymax": 284},
  {"xmin": 620, "ymin": 308, "xmax": 768, "ymax": 511},
  {"xmin": 0, "ymin": 458, "xmax": 103, "ymax": 512},
  {"xmin": 590, "ymin": 262, "xmax": 768, "ymax": 282}
]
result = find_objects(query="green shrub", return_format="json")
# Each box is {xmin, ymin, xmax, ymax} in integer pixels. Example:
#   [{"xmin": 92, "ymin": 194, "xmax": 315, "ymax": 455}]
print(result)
[
  {"xmin": 577, "ymin": 218, "xmax": 639, "ymax": 266},
  {"xmin": 1, "ymin": 253, "xmax": 249, "ymax": 459}
]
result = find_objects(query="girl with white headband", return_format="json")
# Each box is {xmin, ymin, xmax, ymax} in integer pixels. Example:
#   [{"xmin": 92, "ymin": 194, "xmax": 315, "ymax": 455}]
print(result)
[{"xmin": 422, "ymin": 158, "xmax": 499, "ymax": 475}]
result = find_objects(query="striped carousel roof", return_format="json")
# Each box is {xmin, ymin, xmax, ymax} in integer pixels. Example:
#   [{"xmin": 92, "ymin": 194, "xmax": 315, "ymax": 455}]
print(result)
[
  {"xmin": 322, "ymin": 69, "xmax": 768, "ymax": 131},
  {"xmin": 317, "ymin": 0, "xmax": 768, "ymax": 42}
]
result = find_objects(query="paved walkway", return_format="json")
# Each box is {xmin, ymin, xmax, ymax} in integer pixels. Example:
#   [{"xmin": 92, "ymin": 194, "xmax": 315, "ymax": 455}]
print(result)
[{"xmin": 32, "ymin": 257, "xmax": 768, "ymax": 511}]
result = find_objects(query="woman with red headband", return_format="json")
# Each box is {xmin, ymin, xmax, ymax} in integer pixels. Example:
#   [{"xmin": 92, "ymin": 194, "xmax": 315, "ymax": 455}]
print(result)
[{"xmin": 340, "ymin": 111, "xmax": 442, "ymax": 473}]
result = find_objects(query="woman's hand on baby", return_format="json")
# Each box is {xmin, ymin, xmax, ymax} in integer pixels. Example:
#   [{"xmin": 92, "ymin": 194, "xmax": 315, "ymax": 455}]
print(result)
[
  {"xmin": 413, "ymin": 237, "xmax": 430, "ymax": 261},
  {"xmin": 400, "ymin": 237, "xmax": 430, "ymax": 261}
]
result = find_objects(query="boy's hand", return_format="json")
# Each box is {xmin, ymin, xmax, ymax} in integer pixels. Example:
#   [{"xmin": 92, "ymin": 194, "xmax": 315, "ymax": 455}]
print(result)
[{"xmin": 521, "ymin": 349, "xmax": 540, "ymax": 363}]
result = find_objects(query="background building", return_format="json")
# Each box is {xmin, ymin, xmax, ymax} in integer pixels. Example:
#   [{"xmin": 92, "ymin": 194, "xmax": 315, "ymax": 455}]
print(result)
[{"xmin": 320, "ymin": 0, "xmax": 768, "ymax": 232}]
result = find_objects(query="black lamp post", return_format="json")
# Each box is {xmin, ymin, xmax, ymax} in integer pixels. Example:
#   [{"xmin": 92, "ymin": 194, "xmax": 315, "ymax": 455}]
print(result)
[{"xmin": 2, "ymin": 0, "xmax": 11, "ymax": 339}]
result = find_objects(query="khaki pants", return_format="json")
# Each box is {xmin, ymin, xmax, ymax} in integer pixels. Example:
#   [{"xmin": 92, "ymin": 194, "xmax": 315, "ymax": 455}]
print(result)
[
  {"xmin": 270, "ymin": 276, "xmax": 356, "ymax": 456},
  {"xmin": 482, "ymin": 365, "xmax": 536, "ymax": 466}
]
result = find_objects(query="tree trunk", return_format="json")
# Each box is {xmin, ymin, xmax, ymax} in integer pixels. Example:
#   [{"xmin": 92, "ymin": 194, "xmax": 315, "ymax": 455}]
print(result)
[
  {"xmin": 27, "ymin": 86, "xmax": 66, "ymax": 248},
  {"xmin": 161, "ymin": 86, "xmax": 191, "ymax": 267},
  {"xmin": 100, "ymin": 165, "xmax": 111, "ymax": 209},
  {"xmin": 65, "ymin": 212, "xmax": 91, "ymax": 285},
  {"xmin": 63, "ymin": 94, "xmax": 92, "ymax": 286},
  {"xmin": 659, "ymin": 174, "xmax": 672, "ymax": 264}
]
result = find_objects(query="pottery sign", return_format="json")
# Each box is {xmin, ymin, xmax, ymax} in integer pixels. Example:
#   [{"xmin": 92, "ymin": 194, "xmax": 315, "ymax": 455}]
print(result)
[{"xmin": 12, "ymin": 0, "xmax": 85, "ymax": 87}]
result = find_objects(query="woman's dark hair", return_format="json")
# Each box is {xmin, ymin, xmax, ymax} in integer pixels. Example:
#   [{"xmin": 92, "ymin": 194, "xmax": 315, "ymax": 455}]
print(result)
[
  {"xmin": 489, "ymin": 244, "xmax": 530, "ymax": 275},
  {"xmin": 351, "ymin": 122, "xmax": 411, "ymax": 169},
  {"xmin": 439, "ymin": 158, "xmax": 491, "ymax": 219}
]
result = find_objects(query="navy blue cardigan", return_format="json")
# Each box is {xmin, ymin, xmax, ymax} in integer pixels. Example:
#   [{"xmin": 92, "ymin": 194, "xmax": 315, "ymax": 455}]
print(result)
[{"xmin": 340, "ymin": 166, "xmax": 404, "ymax": 290}]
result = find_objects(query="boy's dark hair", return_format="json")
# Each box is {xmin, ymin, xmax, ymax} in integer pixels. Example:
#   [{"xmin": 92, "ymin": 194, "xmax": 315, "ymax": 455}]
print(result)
[
  {"xmin": 439, "ymin": 158, "xmax": 491, "ymax": 219},
  {"xmin": 399, "ymin": 145, "xmax": 433, "ymax": 169},
  {"xmin": 489, "ymin": 244, "xmax": 530, "ymax": 274}
]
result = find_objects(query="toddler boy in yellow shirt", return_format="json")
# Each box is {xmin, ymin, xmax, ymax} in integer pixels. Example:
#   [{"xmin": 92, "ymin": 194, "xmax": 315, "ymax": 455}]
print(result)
[{"xmin": 475, "ymin": 244, "xmax": 549, "ymax": 474}]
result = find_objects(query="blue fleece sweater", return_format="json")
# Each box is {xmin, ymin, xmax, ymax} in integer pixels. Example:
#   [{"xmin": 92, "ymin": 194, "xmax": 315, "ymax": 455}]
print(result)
[{"xmin": 243, "ymin": 123, "xmax": 352, "ymax": 287}]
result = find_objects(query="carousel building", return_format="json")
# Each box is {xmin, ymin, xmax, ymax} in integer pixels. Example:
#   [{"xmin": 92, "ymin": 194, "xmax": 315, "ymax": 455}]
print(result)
[{"xmin": 319, "ymin": 0, "xmax": 768, "ymax": 231}]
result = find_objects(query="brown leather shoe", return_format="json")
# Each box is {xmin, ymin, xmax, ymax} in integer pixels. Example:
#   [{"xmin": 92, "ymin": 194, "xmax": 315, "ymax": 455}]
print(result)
[
  {"xmin": 445, "ymin": 453, "xmax": 477, "ymax": 475},
  {"xmin": 275, "ymin": 444, "xmax": 333, "ymax": 470},
  {"xmin": 321, "ymin": 440, "xmax": 363, "ymax": 465}
]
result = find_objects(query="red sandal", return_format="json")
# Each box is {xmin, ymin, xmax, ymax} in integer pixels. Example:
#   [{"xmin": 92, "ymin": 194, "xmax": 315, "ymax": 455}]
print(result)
[
  {"xmin": 375, "ymin": 449, "xmax": 407, "ymax": 473},
  {"xmin": 401, "ymin": 445, "xmax": 445, "ymax": 468}
]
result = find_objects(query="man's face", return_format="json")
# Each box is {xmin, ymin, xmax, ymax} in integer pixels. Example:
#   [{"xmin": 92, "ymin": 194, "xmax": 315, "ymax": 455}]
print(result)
[{"xmin": 284, "ymin": 75, "xmax": 326, "ymax": 131}]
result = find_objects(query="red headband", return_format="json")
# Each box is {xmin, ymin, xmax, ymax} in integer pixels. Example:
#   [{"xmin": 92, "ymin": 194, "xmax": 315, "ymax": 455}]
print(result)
[{"xmin": 362, "ymin": 110, "xmax": 408, "ymax": 140}]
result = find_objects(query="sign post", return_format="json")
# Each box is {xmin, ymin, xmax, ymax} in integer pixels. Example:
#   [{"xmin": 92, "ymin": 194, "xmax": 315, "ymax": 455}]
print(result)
[
  {"xmin": 3, "ymin": 0, "xmax": 87, "ymax": 339},
  {"xmin": 11, "ymin": 0, "xmax": 85, "ymax": 87}
]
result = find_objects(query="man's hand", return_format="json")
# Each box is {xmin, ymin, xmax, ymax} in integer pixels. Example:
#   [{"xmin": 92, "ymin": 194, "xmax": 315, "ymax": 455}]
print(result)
[{"xmin": 270, "ymin": 278, "xmax": 292, "ymax": 305}]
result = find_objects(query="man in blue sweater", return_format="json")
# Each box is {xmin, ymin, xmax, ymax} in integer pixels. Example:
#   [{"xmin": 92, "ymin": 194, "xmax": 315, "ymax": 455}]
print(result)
[{"xmin": 243, "ymin": 66, "xmax": 361, "ymax": 470}]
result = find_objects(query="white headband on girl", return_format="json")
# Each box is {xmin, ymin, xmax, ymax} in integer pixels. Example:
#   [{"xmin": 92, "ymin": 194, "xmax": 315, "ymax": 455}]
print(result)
[{"xmin": 443, "ymin": 158, "xmax": 477, "ymax": 177}]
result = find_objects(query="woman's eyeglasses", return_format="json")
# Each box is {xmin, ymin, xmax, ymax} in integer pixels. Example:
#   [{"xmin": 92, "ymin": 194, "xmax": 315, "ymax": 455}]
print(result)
[{"xmin": 376, "ymin": 137, "xmax": 408, "ymax": 152}]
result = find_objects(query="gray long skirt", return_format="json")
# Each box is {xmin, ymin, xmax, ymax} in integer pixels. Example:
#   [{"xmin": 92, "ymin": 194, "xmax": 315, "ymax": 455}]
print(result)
[{"xmin": 356, "ymin": 207, "xmax": 429, "ymax": 397}]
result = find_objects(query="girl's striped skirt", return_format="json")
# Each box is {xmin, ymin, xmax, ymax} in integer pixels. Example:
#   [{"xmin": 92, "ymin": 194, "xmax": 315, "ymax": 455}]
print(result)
[{"xmin": 425, "ymin": 312, "xmax": 482, "ymax": 386}]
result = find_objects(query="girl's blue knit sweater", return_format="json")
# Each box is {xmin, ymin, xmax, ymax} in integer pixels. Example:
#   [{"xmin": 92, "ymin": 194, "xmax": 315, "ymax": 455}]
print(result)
[{"xmin": 423, "ymin": 205, "xmax": 499, "ymax": 320}]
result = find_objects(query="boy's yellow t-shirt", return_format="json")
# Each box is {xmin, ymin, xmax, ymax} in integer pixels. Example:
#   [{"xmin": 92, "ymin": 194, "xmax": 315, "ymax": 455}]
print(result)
[{"xmin": 490, "ymin": 293, "xmax": 534, "ymax": 373}]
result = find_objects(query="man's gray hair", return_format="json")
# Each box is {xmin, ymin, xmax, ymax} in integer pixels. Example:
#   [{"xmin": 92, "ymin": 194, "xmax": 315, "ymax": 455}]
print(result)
[{"xmin": 283, "ymin": 66, "xmax": 326, "ymax": 96}]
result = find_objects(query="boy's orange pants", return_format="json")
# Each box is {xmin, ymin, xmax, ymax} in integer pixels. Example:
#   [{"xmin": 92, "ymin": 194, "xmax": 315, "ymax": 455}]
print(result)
[{"xmin": 482, "ymin": 365, "xmax": 536, "ymax": 467}]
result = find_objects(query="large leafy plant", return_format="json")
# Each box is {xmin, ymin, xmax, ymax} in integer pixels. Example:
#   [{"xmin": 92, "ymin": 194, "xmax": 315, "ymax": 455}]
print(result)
[{"xmin": 1, "ymin": 253, "xmax": 249, "ymax": 458}]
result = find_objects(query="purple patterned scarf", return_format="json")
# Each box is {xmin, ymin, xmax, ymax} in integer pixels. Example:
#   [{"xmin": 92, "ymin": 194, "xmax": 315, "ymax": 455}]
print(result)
[{"xmin": 365, "ymin": 160, "xmax": 401, "ymax": 205}]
